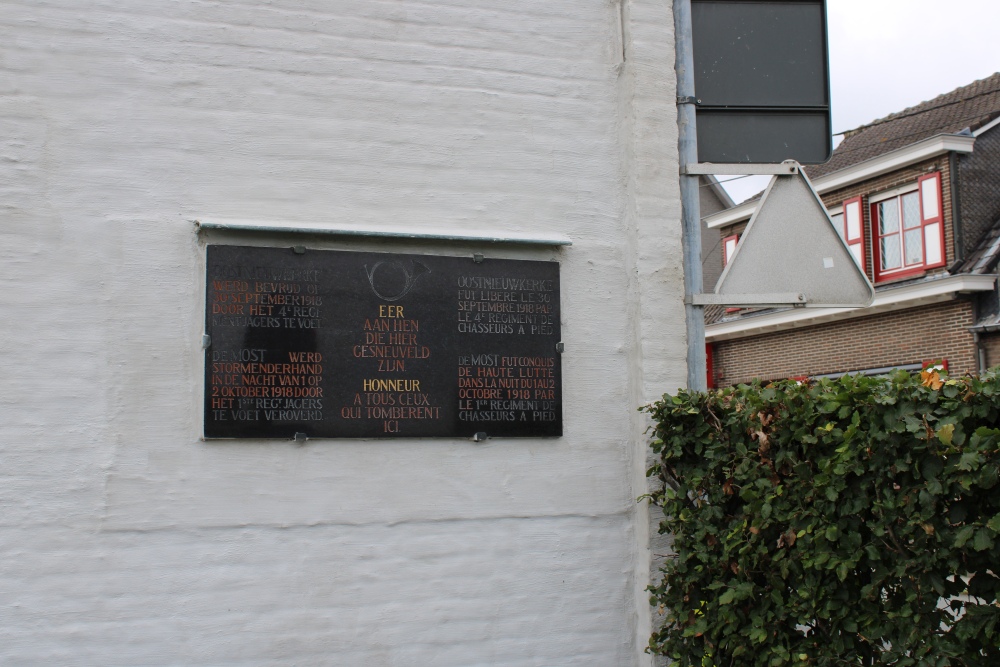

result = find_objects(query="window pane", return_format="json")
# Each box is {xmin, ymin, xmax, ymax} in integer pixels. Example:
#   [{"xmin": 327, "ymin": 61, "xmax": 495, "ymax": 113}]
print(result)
[
  {"xmin": 921, "ymin": 175, "xmax": 940, "ymax": 219},
  {"xmin": 901, "ymin": 192, "xmax": 920, "ymax": 229},
  {"xmin": 830, "ymin": 212, "xmax": 844, "ymax": 239},
  {"xmin": 881, "ymin": 235, "xmax": 901, "ymax": 270},
  {"xmin": 850, "ymin": 243, "xmax": 863, "ymax": 266},
  {"xmin": 904, "ymin": 228, "xmax": 923, "ymax": 265},
  {"xmin": 879, "ymin": 199, "xmax": 899, "ymax": 235},
  {"xmin": 845, "ymin": 202, "xmax": 861, "ymax": 241},
  {"xmin": 925, "ymin": 223, "xmax": 943, "ymax": 264}
]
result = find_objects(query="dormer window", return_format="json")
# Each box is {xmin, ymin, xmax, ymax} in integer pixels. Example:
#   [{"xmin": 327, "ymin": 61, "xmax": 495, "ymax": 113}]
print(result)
[{"xmin": 871, "ymin": 172, "xmax": 945, "ymax": 282}]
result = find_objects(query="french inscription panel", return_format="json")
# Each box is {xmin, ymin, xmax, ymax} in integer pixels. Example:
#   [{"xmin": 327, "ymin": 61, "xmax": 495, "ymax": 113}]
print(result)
[{"xmin": 204, "ymin": 245, "xmax": 562, "ymax": 439}]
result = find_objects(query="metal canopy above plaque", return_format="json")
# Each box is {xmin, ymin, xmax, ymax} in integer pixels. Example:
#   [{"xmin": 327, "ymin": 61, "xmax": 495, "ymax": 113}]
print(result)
[{"xmin": 204, "ymin": 245, "xmax": 562, "ymax": 439}]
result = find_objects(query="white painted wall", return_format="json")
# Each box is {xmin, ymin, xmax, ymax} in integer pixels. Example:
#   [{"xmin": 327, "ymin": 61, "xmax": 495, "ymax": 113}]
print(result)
[{"xmin": 0, "ymin": 1, "xmax": 684, "ymax": 664}]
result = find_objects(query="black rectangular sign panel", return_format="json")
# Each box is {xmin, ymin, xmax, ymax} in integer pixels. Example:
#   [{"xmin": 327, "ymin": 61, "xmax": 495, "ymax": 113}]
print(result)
[
  {"xmin": 692, "ymin": 0, "xmax": 832, "ymax": 164},
  {"xmin": 204, "ymin": 245, "xmax": 562, "ymax": 439},
  {"xmin": 696, "ymin": 110, "xmax": 831, "ymax": 165}
]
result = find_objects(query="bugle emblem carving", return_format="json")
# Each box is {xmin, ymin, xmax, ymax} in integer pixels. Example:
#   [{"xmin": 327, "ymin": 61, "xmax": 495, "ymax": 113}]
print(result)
[{"xmin": 364, "ymin": 259, "xmax": 430, "ymax": 301}]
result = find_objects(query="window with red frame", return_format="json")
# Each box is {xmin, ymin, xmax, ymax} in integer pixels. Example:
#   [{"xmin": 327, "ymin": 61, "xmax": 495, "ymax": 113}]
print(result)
[{"xmin": 871, "ymin": 173, "xmax": 945, "ymax": 282}]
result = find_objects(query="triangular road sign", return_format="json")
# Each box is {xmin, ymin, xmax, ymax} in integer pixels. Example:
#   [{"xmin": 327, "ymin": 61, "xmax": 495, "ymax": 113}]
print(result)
[{"xmin": 713, "ymin": 165, "xmax": 874, "ymax": 308}]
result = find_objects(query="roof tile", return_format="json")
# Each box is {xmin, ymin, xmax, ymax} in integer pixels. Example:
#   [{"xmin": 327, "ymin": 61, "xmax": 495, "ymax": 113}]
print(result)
[{"xmin": 808, "ymin": 73, "xmax": 1000, "ymax": 179}]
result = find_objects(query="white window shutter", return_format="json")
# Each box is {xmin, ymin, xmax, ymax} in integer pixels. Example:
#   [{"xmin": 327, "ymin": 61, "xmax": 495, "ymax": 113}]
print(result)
[
  {"xmin": 843, "ymin": 196, "xmax": 865, "ymax": 272},
  {"xmin": 723, "ymin": 234, "xmax": 739, "ymax": 266},
  {"xmin": 918, "ymin": 173, "xmax": 945, "ymax": 268}
]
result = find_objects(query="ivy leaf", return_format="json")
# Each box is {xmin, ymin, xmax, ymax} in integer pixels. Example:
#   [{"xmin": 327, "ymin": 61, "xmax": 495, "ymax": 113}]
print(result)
[
  {"xmin": 921, "ymin": 369, "xmax": 944, "ymax": 391},
  {"xmin": 936, "ymin": 423, "xmax": 955, "ymax": 446},
  {"xmin": 954, "ymin": 525, "xmax": 975, "ymax": 548},
  {"xmin": 719, "ymin": 588, "xmax": 736, "ymax": 605},
  {"xmin": 972, "ymin": 529, "xmax": 993, "ymax": 552},
  {"xmin": 929, "ymin": 573, "xmax": 946, "ymax": 595},
  {"xmin": 987, "ymin": 513, "xmax": 1000, "ymax": 533},
  {"xmin": 957, "ymin": 452, "xmax": 981, "ymax": 471},
  {"xmin": 903, "ymin": 414, "xmax": 923, "ymax": 433}
]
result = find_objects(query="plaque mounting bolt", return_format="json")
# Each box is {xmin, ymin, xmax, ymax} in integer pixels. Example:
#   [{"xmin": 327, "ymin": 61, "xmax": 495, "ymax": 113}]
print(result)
[
  {"xmin": 293, "ymin": 432, "xmax": 308, "ymax": 445},
  {"xmin": 202, "ymin": 334, "xmax": 212, "ymax": 350},
  {"xmin": 292, "ymin": 245, "xmax": 306, "ymax": 255},
  {"xmin": 472, "ymin": 432, "xmax": 489, "ymax": 443},
  {"xmin": 555, "ymin": 342, "xmax": 565, "ymax": 353},
  {"xmin": 473, "ymin": 253, "xmax": 485, "ymax": 264}
]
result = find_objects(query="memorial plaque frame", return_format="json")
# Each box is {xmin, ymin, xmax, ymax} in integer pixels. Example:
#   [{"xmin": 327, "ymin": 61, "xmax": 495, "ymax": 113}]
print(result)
[{"xmin": 204, "ymin": 245, "xmax": 562, "ymax": 439}]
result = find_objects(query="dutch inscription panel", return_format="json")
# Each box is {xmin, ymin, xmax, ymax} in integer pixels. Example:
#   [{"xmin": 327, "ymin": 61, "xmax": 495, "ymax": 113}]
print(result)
[{"xmin": 205, "ymin": 245, "xmax": 562, "ymax": 439}]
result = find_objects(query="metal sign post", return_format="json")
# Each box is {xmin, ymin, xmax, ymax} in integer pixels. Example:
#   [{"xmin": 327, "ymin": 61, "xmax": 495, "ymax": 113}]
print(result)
[
  {"xmin": 675, "ymin": 0, "xmax": 841, "ymax": 391},
  {"xmin": 674, "ymin": 0, "xmax": 707, "ymax": 391}
]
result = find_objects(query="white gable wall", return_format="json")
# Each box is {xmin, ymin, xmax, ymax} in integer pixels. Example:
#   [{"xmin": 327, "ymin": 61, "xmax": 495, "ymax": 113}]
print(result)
[{"xmin": 0, "ymin": 1, "xmax": 683, "ymax": 664}]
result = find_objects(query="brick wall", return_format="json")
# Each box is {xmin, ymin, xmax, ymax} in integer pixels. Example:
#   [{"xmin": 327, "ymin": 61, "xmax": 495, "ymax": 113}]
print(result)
[{"xmin": 712, "ymin": 300, "xmax": 977, "ymax": 385}]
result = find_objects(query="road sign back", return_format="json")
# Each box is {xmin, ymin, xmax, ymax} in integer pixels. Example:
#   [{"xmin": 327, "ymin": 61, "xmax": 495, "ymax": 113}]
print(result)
[{"xmin": 713, "ymin": 166, "xmax": 874, "ymax": 308}]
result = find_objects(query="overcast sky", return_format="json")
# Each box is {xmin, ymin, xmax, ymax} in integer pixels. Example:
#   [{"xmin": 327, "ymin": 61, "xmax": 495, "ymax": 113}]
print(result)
[{"xmin": 717, "ymin": 0, "xmax": 999, "ymax": 204}]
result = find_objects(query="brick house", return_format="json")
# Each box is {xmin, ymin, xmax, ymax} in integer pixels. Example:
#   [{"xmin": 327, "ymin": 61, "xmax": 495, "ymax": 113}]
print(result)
[{"xmin": 704, "ymin": 74, "xmax": 1000, "ymax": 386}]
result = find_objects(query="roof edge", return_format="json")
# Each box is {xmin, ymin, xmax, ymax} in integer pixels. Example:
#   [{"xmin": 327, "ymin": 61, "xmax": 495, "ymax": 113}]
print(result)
[{"xmin": 973, "ymin": 114, "xmax": 1000, "ymax": 137}]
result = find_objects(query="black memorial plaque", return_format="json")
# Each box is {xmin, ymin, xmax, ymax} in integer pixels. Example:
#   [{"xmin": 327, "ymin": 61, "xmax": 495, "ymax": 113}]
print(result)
[{"xmin": 204, "ymin": 245, "xmax": 562, "ymax": 439}]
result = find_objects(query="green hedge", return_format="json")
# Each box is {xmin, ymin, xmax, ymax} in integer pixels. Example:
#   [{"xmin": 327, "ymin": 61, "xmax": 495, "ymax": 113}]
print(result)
[{"xmin": 644, "ymin": 369, "xmax": 1000, "ymax": 665}]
